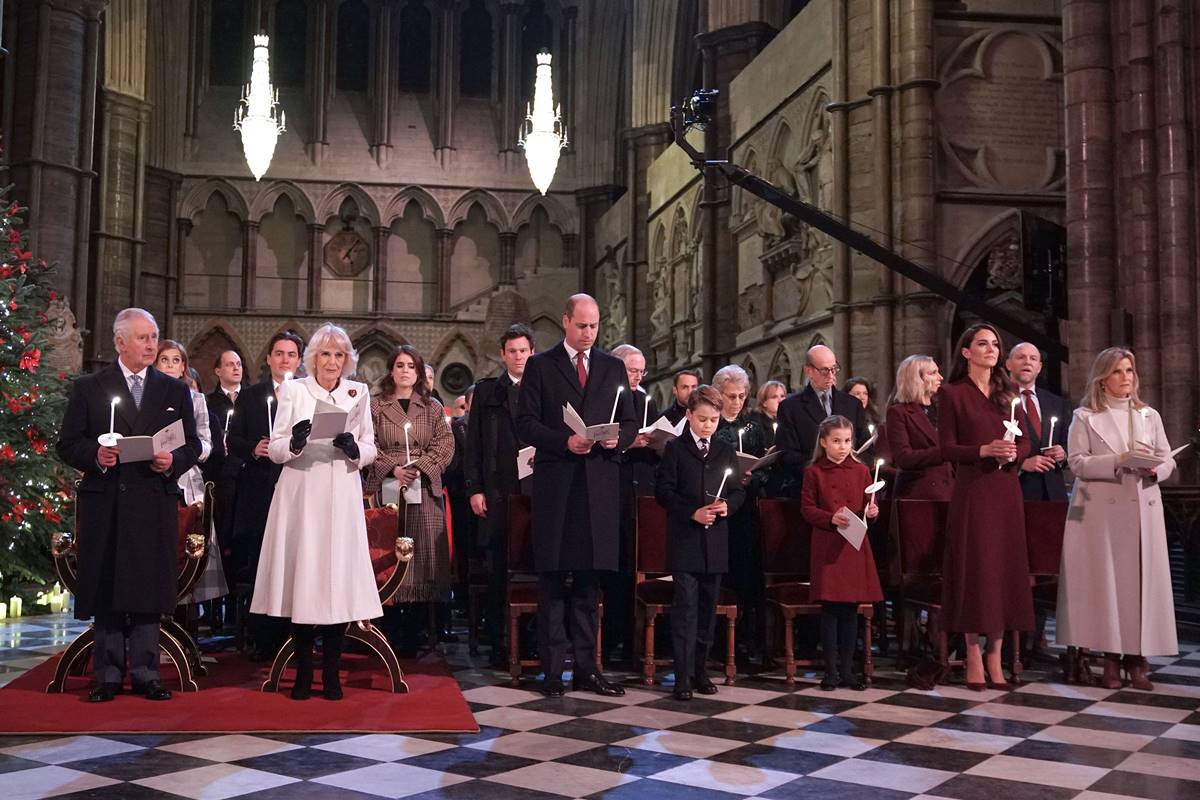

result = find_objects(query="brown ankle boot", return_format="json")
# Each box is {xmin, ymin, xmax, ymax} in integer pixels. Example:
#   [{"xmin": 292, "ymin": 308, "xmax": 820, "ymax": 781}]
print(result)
[
  {"xmin": 1101, "ymin": 653, "xmax": 1123, "ymax": 689},
  {"xmin": 1123, "ymin": 655, "xmax": 1153, "ymax": 691}
]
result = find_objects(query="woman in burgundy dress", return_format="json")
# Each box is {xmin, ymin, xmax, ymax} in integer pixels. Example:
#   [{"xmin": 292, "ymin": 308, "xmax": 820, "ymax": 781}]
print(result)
[
  {"xmin": 938, "ymin": 323, "xmax": 1034, "ymax": 689},
  {"xmin": 886, "ymin": 355, "xmax": 953, "ymax": 501}
]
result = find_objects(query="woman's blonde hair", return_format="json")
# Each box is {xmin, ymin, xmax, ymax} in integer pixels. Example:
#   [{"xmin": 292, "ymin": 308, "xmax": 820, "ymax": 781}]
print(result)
[
  {"xmin": 812, "ymin": 414, "xmax": 856, "ymax": 463},
  {"xmin": 1081, "ymin": 347, "xmax": 1146, "ymax": 412},
  {"xmin": 302, "ymin": 323, "xmax": 359, "ymax": 379},
  {"xmin": 756, "ymin": 380, "xmax": 787, "ymax": 412},
  {"xmin": 892, "ymin": 354, "xmax": 936, "ymax": 404}
]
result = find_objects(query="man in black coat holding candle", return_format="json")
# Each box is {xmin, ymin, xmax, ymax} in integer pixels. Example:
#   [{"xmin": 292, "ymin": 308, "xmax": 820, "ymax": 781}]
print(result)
[
  {"xmin": 56, "ymin": 308, "xmax": 201, "ymax": 702},
  {"xmin": 516, "ymin": 295, "xmax": 637, "ymax": 696}
]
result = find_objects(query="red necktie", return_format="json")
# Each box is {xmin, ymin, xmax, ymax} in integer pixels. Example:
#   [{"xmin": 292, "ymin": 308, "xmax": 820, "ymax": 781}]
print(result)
[
  {"xmin": 1023, "ymin": 389, "xmax": 1042, "ymax": 440},
  {"xmin": 575, "ymin": 351, "xmax": 587, "ymax": 389}
]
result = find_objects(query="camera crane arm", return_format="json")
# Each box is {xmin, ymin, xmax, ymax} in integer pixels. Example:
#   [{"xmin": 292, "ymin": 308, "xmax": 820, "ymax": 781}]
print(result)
[{"xmin": 671, "ymin": 93, "xmax": 1068, "ymax": 363}]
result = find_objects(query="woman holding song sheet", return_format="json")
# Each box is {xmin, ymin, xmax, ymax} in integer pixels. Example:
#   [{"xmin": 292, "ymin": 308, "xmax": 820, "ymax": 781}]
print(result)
[
  {"xmin": 251, "ymin": 323, "xmax": 380, "ymax": 701},
  {"xmin": 1056, "ymin": 347, "xmax": 1178, "ymax": 690},
  {"xmin": 936, "ymin": 323, "xmax": 1034, "ymax": 690}
]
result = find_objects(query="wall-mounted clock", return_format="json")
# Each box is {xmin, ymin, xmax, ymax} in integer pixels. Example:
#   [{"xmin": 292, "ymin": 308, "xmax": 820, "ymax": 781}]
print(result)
[{"xmin": 324, "ymin": 229, "xmax": 371, "ymax": 277}]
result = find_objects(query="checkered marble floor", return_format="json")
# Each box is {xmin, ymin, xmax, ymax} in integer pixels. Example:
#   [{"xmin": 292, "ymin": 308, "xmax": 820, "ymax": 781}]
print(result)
[{"xmin": 1, "ymin": 614, "xmax": 1198, "ymax": 800}]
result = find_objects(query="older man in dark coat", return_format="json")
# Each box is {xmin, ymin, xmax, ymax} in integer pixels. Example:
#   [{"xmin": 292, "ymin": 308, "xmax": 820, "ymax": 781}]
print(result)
[
  {"xmin": 56, "ymin": 308, "xmax": 201, "ymax": 702},
  {"xmin": 516, "ymin": 295, "xmax": 637, "ymax": 697}
]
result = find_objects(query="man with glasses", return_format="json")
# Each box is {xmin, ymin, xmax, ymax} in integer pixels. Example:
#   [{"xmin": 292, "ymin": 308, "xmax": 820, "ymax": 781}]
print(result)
[{"xmin": 775, "ymin": 344, "xmax": 869, "ymax": 495}]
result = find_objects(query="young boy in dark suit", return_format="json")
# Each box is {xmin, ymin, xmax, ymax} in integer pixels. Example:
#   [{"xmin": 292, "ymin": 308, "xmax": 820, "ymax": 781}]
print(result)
[{"xmin": 655, "ymin": 385, "xmax": 745, "ymax": 700}]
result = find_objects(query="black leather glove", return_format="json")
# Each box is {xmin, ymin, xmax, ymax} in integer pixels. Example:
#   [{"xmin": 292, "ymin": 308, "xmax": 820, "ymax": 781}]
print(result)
[
  {"xmin": 332, "ymin": 432, "xmax": 360, "ymax": 460},
  {"xmin": 289, "ymin": 420, "xmax": 312, "ymax": 453}
]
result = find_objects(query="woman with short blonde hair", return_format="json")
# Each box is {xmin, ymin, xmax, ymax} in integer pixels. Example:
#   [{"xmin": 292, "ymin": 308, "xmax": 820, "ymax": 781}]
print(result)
[{"xmin": 1057, "ymin": 347, "xmax": 1176, "ymax": 690}]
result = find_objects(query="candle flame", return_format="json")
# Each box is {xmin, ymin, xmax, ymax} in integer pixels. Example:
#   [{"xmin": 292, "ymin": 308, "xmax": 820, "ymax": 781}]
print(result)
[
  {"xmin": 111, "ymin": 397, "xmax": 120, "ymax": 406},
  {"xmin": 1011, "ymin": 396, "xmax": 1020, "ymax": 407},
  {"xmin": 1050, "ymin": 416, "xmax": 1058, "ymax": 424},
  {"xmin": 404, "ymin": 422, "xmax": 412, "ymax": 430},
  {"xmin": 283, "ymin": 372, "xmax": 293, "ymax": 381},
  {"xmin": 876, "ymin": 458, "xmax": 885, "ymax": 466},
  {"xmin": 724, "ymin": 467, "xmax": 733, "ymax": 475},
  {"xmin": 868, "ymin": 423, "xmax": 875, "ymax": 434}
]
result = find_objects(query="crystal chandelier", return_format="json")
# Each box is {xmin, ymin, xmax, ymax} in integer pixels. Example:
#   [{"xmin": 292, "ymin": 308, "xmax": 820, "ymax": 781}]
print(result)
[
  {"xmin": 518, "ymin": 50, "xmax": 568, "ymax": 195},
  {"xmin": 233, "ymin": 34, "xmax": 285, "ymax": 181}
]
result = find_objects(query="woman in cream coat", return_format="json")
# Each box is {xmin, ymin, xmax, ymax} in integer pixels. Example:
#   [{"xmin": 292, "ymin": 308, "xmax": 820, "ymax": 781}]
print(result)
[
  {"xmin": 1057, "ymin": 347, "xmax": 1177, "ymax": 690},
  {"xmin": 251, "ymin": 323, "xmax": 383, "ymax": 700}
]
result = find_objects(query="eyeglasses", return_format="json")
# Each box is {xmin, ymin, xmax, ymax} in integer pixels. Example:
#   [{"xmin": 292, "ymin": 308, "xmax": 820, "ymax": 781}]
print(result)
[
  {"xmin": 626, "ymin": 368, "xmax": 646, "ymax": 376},
  {"xmin": 808, "ymin": 365, "xmax": 840, "ymax": 377}
]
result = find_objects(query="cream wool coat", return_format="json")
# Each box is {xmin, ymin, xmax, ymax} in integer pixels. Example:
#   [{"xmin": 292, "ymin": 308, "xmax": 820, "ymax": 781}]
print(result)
[
  {"xmin": 1055, "ymin": 398, "xmax": 1178, "ymax": 656},
  {"xmin": 250, "ymin": 375, "xmax": 384, "ymax": 625}
]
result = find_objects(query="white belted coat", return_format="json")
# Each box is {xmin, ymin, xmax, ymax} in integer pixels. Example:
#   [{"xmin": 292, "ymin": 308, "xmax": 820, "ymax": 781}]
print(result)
[
  {"xmin": 251, "ymin": 375, "xmax": 384, "ymax": 625},
  {"xmin": 1055, "ymin": 398, "xmax": 1178, "ymax": 656}
]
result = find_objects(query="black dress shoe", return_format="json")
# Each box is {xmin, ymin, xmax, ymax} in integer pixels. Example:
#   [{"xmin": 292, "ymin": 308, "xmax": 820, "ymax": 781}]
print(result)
[
  {"xmin": 693, "ymin": 673, "xmax": 718, "ymax": 695},
  {"xmin": 541, "ymin": 678, "xmax": 566, "ymax": 697},
  {"xmin": 88, "ymin": 683, "xmax": 120, "ymax": 702},
  {"xmin": 673, "ymin": 679, "xmax": 693, "ymax": 701},
  {"xmin": 840, "ymin": 676, "xmax": 867, "ymax": 691},
  {"xmin": 819, "ymin": 675, "xmax": 839, "ymax": 691},
  {"xmin": 573, "ymin": 673, "xmax": 626, "ymax": 697},
  {"xmin": 132, "ymin": 680, "xmax": 172, "ymax": 701}
]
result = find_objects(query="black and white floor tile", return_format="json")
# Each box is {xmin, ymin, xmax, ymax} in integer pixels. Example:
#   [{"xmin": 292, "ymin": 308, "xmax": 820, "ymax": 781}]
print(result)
[{"xmin": 1, "ymin": 614, "xmax": 1197, "ymax": 800}]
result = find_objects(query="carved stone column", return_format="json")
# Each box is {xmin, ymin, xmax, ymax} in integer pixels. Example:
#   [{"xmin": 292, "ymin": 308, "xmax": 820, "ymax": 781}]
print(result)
[
  {"xmin": 307, "ymin": 223, "xmax": 323, "ymax": 312},
  {"xmin": 499, "ymin": 231, "xmax": 517, "ymax": 285},
  {"xmin": 437, "ymin": 228, "xmax": 453, "ymax": 313},
  {"xmin": 434, "ymin": 0, "xmax": 458, "ymax": 159},
  {"xmin": 576, "ymin": 184, "xmax": 621, "ymax": 292},
  {"xmin": 373, "ymin": 225, "xmax": 390, "ymax": 312},
  {"xmin": 242, "ymin": 220, "xmax": 259, "ymax": 311},
  {"xmin": 3, "ymin": 0, "xmax": 107, "ymax": 354},
  {"xmin": 1063, "ymin": 0, "xmax": 1117, "ymax": 392},
  {"xmin": 369, "ymin": 0, "xmax": 392, "ymax": 165},
  {"xmin": 308, "ymin": 0, "xmax": 331, "ymax": 164},
  {"xmin": 498, "ymin": 0, "xmax": 523, "ymax": 154},
  {"xmin": 870, "ymin": 0, "xmax": 896, "ymax": 398},
  {"xmin": 621, "ymin": 125, "xmax": 671, "ymax": 349}
]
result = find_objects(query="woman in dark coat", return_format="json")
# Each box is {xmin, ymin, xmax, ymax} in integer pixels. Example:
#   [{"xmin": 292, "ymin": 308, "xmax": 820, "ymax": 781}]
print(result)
[
  {"xmin": 886, "ymin": 355, "xmax": 953, "ymax": 501},
  {"xmin": 937, "ymin": 323, "xmax": 1034, "ymax": 689},
  {"xmin": 656, "ymin": 385, "xmax": 745, "ymax": 700}
]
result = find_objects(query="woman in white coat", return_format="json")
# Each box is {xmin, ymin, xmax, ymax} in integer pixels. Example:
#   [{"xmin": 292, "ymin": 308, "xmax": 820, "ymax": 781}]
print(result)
[
  {"xmin": 1057, "ymin": 347, "xmax": 1177, "ymax": 690},
  {"xmin": 251, "ymin": 323, "xmax": 383, "ymax": 700}
]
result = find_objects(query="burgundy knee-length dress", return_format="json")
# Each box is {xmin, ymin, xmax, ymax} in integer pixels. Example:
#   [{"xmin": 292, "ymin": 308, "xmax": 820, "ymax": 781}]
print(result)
[
  {"xmin": 800, "ymin": 455, "xmax": 884, "ymax": 604},
  {"xmin": 937, "ymin": 379, "xmax": 1035, "ymax": 633}
]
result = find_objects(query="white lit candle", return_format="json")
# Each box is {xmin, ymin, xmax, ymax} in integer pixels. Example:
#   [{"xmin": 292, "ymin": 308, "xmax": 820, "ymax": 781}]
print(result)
[
  {"xmin": 773, "ymin": 422, "xmax": 778, "ymax": 436},
  {"xmin": 1048, "ymin": 415, "xmax": 1057, "ymax": 445},
  {"xmin": 873, "ymin": 457, "xmax": 883, "ymax": 484},
  {"xmin": 403, "ymin": 422, "xmax": 412, "ymax": 465},
  {"xmin": 108, "ymin": 397, "xmax": 119, "ymax": 438},
  {"xmin": 868, "ymin": 423, "xmax": 875, "ymax": 436},
  {"xmin": 642, "ymin": 397, "xmax": 649, "ymax": 430},
  {"xmin": 1009, "ymin": 395, "xmax": 1020, "ymax": 424},
  {"xmin": 266, "ymin": 396, "xmax": 274, "ymax": 432},
  {"xmin": 738, "ymin": 427, "xmax": 745, "ymax": 453},
  {"xmin": 8, "ymin": 595, "xmax": 21, "ymax": 618},
  {"xmin": 0, "ymin": 601, "xmax": 7, "ymax": 620},
  {"xmin": 714, "ymin": 467, "xmax": 733, "ymax": 500},
  {"xmin": 609, "ymin": 385, "xmax": 624, "ymax": 425}
]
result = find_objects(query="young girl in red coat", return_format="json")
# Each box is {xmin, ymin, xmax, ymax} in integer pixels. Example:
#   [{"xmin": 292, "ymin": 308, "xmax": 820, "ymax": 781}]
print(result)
[{"xmin": 801, "ymin": 415, "xmax": 883, "ymax": 690}]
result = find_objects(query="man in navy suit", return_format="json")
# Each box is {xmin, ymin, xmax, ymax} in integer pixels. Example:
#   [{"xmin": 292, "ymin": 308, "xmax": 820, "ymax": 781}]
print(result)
[
  {"xmin": 774, "ymin": 344, "xmax": 868, "ymax": 495},
  {"xmin": 56, "ymin": 308, "xmax": 201, "ymax": 702},
  {"xmin": 1007, "ymin": 343, "xmax": 1069, "ymax": 502},
  {"xmin": 516, "ymin": 295, "xmax": 637, "ymax": 697}
]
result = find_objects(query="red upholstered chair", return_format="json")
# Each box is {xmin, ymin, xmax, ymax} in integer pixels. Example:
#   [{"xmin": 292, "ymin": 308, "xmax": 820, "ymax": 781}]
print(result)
[
  {"xmin": 505, "ymin": 494, "xmax": 604, "ymax": 686},
  {"xmin": 633, "ymin": 496, "xmax": 738, "ymax": 686},
  {"xmin": 1024, "ymin": 500, "xmax": 1069, "ymax": 681},
  {"xmin": 759, "ymin": 498, "xmax": 874, "ymax": 685}
]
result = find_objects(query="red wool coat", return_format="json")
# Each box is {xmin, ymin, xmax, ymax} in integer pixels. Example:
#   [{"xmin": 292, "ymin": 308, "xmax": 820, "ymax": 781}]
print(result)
[{"xmin": 800, "ymin": 455, "xmax": 884, "ymax": 603}]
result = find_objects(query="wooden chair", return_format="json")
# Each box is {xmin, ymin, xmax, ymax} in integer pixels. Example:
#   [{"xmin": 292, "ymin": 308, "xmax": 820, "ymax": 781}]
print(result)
[
  {"xmin": 759, "ymin": 498, "xmax": 874, "ymax": 685},
  {"xmin": 47, "ymin": 483, "xmax": 215, "ymax": 693},
  {"xmin": 891, "ymin": 499, "xmax": 955, "ymax": 671},
  {"xmin": 505, "ymin": 494, "xmax": 604, "ymax": 686},
  {"xmin": 1024, "ymin": 500, "xmax": 1069, "ymax": 682},
  {"xmin": 633, "ymin": 496, "xmax": 738, "ymax": 686},
  {"xmin": 260, "ymin": 501, "xmax": 414, "ymax": 694}
]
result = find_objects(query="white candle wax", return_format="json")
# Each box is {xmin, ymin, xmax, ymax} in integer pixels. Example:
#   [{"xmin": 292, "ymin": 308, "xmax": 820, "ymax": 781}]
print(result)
[
  {"xmin": 738, "ymin": 428, "xmax": 744, "ymax": 452},
  {"xmin": 610, "ymin": 386, "xmax": 624, "ymax": 425},
  {"xmin": 874, "ymin": 458, "xmax": 883, "ymax": 483},
  {"xmin": 403, "ymin": 422, "xmax": 412, "ymax": 464},
  {"xmin": 1010, "ymin": 396, "xmax": 1020, "ymax": 423},
  {"xmin": 0, "ymin": 601, "xmax": 6, "ymax": 620},
  {"xmin": 1048, "ymin": 416, "xmax": 1057, "ymax": 444},
  {"xmin": 266, "ymin": 396, "xmax": 273, "ymax": 432},
  {"xmin": 8, "ymin": 595, "xmax": 21, "ymax": 617},
  {"xmin": 108, "ymin": 397, "xmax": 119, "ymax": 436},
  {"xmin": 773, "ymin": 422, "xmax": 778, "ymax": 436},
  {"xmin": 868, "ymin": 423, "xmax": 875, "ymax": 435},
  {"xmin": 642, "ymin": 397, "xmax": 649, "ymax": 429},
  {"xmin": 714, "ymin": 467, "xmax": 733, "ymax": 500}
]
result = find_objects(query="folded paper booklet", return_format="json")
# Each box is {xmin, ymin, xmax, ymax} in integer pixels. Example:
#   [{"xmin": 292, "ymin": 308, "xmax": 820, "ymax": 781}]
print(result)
[
  {"xmin": 736, "ymin": 446, "xmax": 781, "ymax": 474},
  {"xmin": 117, "ymin": 419, "xmax": 186, "ymax": 463},
  {"xmin": 1120, "ymin": 443, "xmax": 1190, "ymax": 471},
  {"xmin": 640, "ymin": 415, "xmax": 685, "ymax": 453},
  {"xmin": 517, "ymin": 445, "xmax": 536, "ymax": 481},
  {"xmin": 835, "ymin": 506, "xmax": 868, "ymax": 551},
  {"xmin": 853, "ymin": 431, "xmax": 877, "ymax": 456},
  {"xmin": 310, "ymin": 399, "xmax": 348, "ymax": 440},
  {"xmin": 563, "ymin": 402, "xmax": 619, "ymax": 442}
]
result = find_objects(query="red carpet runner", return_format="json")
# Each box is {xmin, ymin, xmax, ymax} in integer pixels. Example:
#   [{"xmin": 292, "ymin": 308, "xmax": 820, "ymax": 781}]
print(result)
[{"xmin": 0, "ymin": 650, "xmax": 479, "ymax": 735}]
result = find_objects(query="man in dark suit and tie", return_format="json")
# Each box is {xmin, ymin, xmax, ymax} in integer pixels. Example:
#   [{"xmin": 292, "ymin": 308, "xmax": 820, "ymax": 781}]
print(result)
[
  {"xmin": 516, "ymin": 295, "xmax": 637, "ymax": 696},
  {"xmin": 56, "ymin": 308, "xmax": 201, "ymax": 702},
  {"xmin": 1007, "ymin": 342, "xmax": 1069, "ymax": 502},
  {"xmin": 466, "ymin": 324, "xmax": 535, "ymax": 666},
  {"xmin": 202, "ymin": 349, "xmax": 244, "ymax": 624},
  {"xmin": 775, "ymin": 344, "xmax": 868, "ymax": 494},
  {"xmin": 226, "ymin": 331, "xmax": 302, "ymax": 658},
  {"xmin": 660, "ymin": 370, "xmax": 700, "ymax": 426}
]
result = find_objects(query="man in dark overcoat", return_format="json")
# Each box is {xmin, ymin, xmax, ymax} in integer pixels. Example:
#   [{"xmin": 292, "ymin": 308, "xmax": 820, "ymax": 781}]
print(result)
[
  {"xmin": 465, "ymin": 323, "xmax": 535, "ymax": 666},
  {"xmin": 226, "ymin": 331, "xmax": 302, "ymax": 657},
  {"xmin": 775, "ymin": 344, "xmax": 868, "ymax": 495},
  {"xmin": 1006, "ymin": 342, "xmax": 1070, "ymax": 502},
  {"xmin": 56, "ymin": 308, "xmax": 201, "ymax": 702},
  {"xmin": 203, "ymin": 349, "xmax": 244, "ymax": 617},
  {"xmin": 516, "ymin": 295, "xmax": 637, "ymax": 696}
]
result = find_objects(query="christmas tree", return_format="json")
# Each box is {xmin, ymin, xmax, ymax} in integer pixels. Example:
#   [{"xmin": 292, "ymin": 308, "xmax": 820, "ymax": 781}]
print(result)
[{"xmin": 0, "ymin": 191, "xmax": 75, "ymax": 595}]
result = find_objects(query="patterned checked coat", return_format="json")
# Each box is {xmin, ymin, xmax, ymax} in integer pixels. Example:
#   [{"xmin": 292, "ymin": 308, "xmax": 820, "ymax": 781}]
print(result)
[{"xmin": 367, "ymin": 392, "xmax": 455, "ymax": 602}]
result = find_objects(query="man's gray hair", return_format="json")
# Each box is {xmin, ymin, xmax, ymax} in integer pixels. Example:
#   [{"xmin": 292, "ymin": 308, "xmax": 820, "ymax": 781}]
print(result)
[
  {"xmin": 611, "ymin": 344, "xmax": 642, "ymax": 361},
  {"xmin": 302, "ymin": 323, "xmax": 359, "ymax": 378},
  {"xmin": 112, "ymin": 308, "xmax": 158, "ymax": 345}
]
